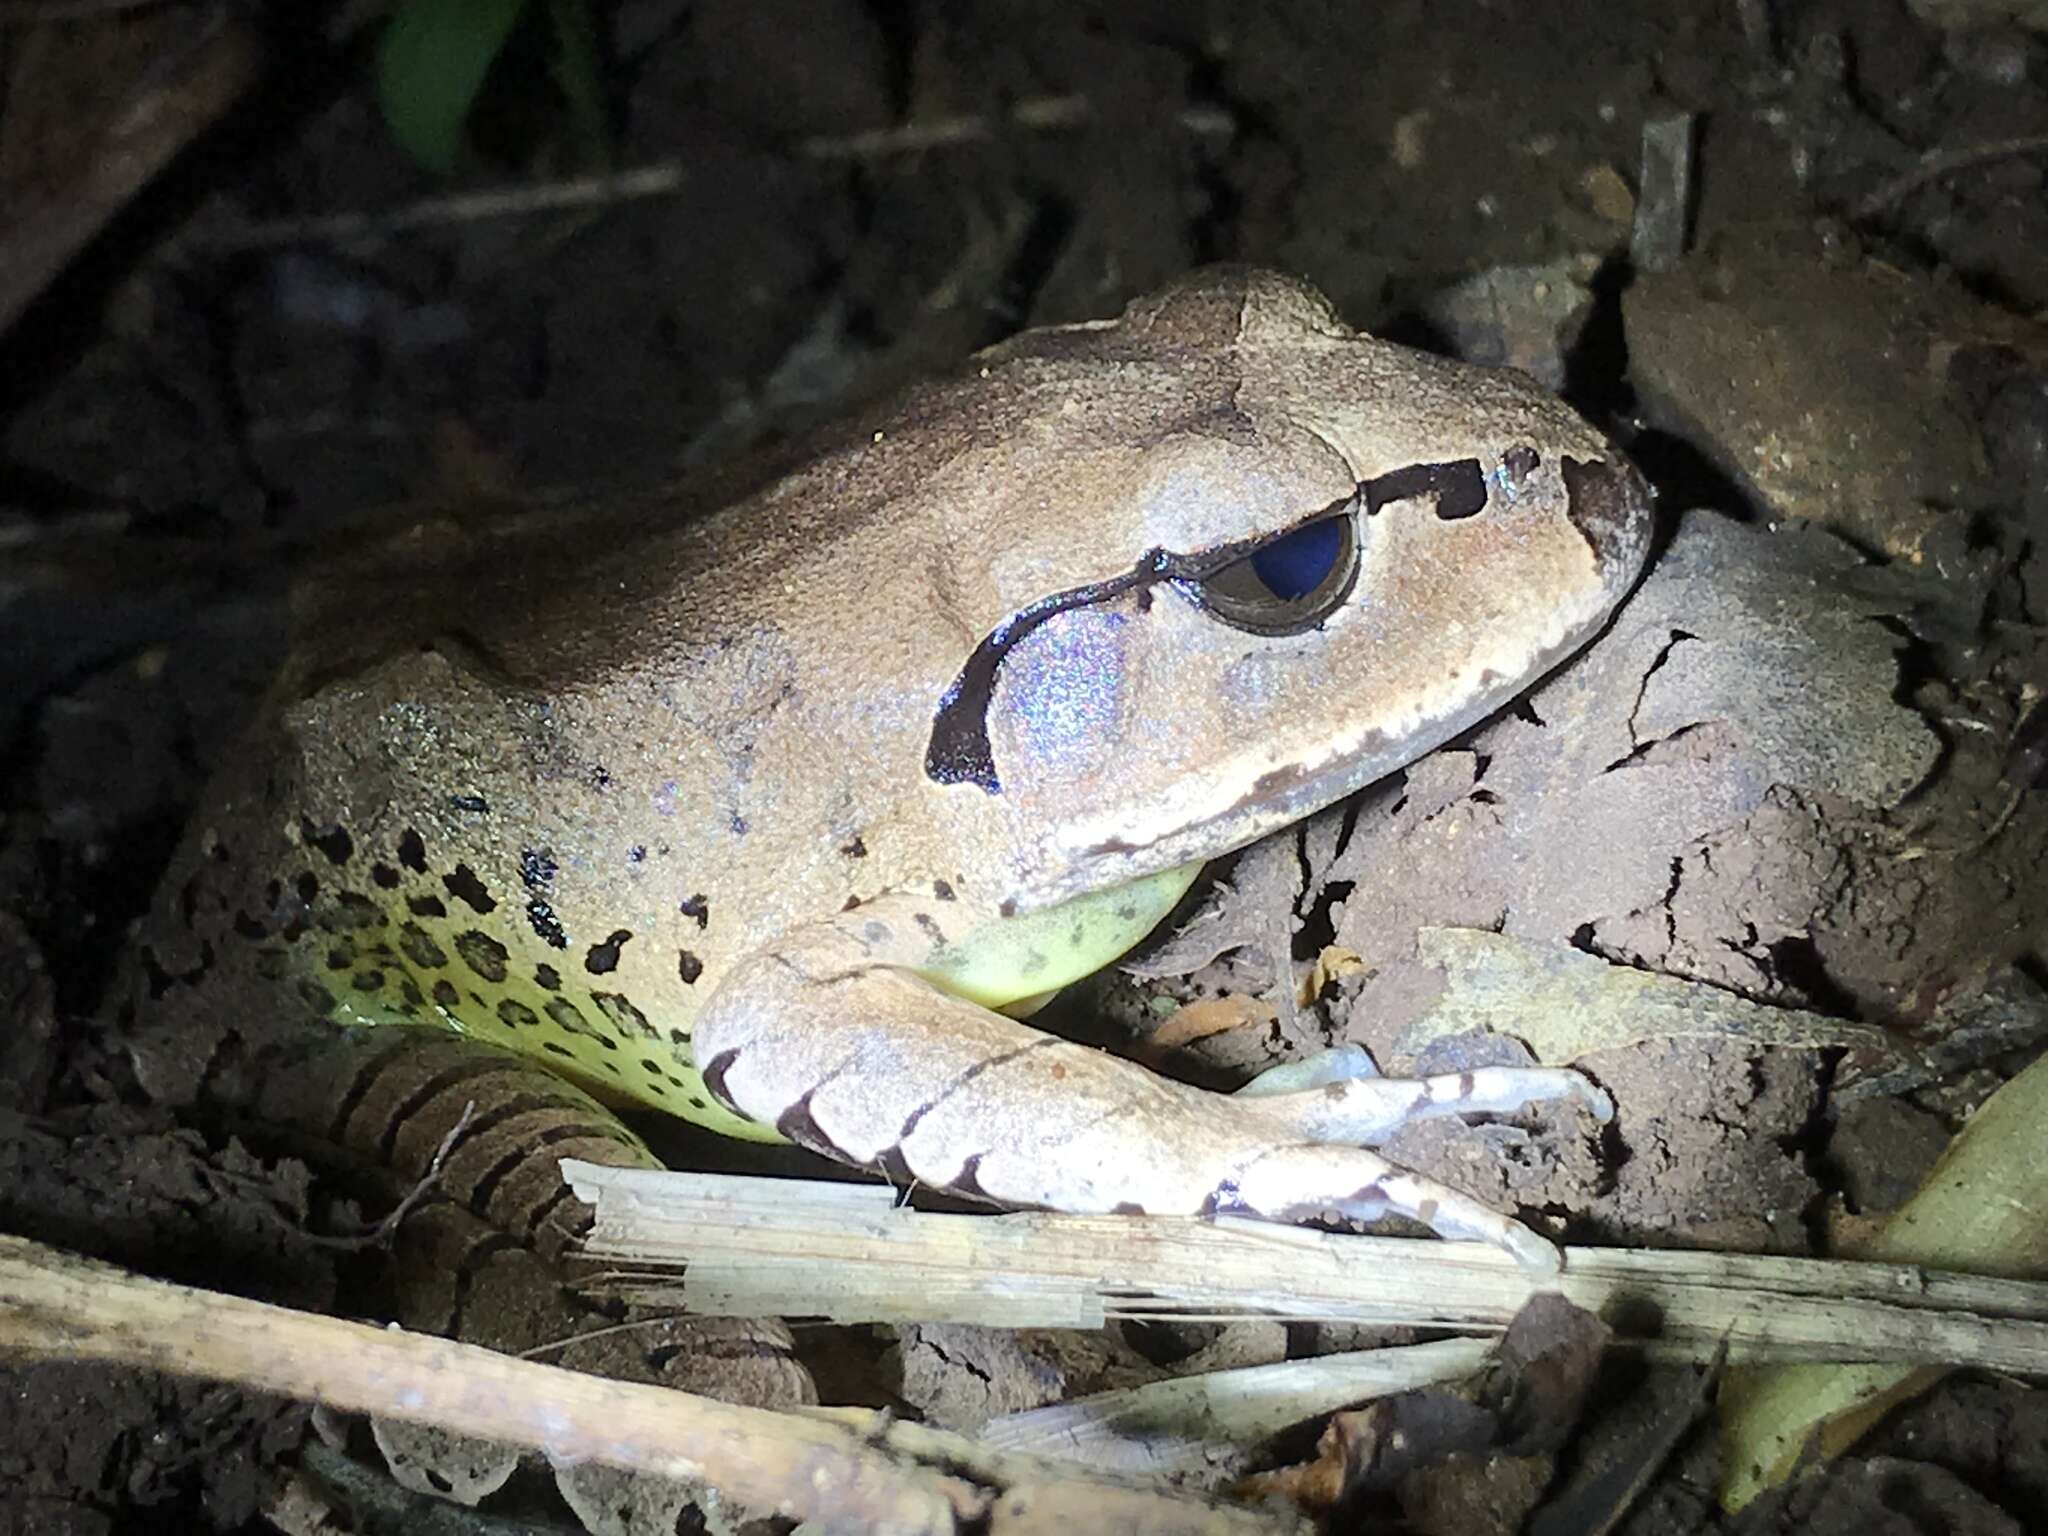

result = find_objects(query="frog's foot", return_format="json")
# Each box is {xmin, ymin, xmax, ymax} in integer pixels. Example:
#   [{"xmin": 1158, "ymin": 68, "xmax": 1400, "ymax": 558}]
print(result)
[
  {"xmin": 1235, "ymin": 1047, "xmax": 1613, "ymax": 1145},
  {"xmin": 1234, "ymin": 1147, "xmax": 1563, "ymax": 1273},
  {"xmin": 697, "ymin": 912, "xmax": 1588, "ymax": 1274}
]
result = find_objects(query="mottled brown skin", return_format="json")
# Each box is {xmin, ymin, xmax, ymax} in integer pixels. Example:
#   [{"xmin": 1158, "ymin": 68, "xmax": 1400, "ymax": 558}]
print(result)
[{"xmin": 121, "ymin": 268, "xmax": 1652, "ymax": 1271}]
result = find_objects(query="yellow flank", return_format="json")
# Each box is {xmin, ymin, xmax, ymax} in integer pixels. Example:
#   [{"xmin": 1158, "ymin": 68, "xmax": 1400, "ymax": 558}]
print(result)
[
  {"xmin": 308, "ymin": 858, "xmax": 1200, "ymax": 1147},
  {"xmin": 311, "ymin": 889, "xmax": 777, "ymax": 1143},
  {"xmin": 917, "ymin": 861, "xmax": 1204, "ymax": 1011}
]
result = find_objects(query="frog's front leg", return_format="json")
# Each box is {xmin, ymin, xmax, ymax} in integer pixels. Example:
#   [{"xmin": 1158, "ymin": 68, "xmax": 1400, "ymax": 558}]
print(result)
[{"xmin": 696, "ymin": 896, "xmax": 1595, "ymax": 1274}]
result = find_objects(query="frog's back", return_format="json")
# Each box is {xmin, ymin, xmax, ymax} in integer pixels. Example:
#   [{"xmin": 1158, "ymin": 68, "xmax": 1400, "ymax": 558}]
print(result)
[{"xmin": 118, "ymin": 279, "xmax": 1284, "ymax": 1128}]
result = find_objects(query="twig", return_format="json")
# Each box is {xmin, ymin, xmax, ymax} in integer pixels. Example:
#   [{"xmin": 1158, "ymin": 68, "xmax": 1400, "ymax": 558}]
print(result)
[
  {"xmin": 324, "ymin": 1098, "xmax": 475, "ymax": 1250},
  {"xmin": 1854, "ymin": 134, "xmax": 2048, "ymax": 219},
  {"xmin": 170, "ymin": 163, "xmax": 690, "ymax": 252},
  {"xmin": 170, "ymin": 97, "xmax": 1237, "ymax": 254},
  {"xmin": 564, "ymin": 1163, "xmax": 2048, "ymax": 1375},
  {"xmin": 0, "ymin": 1238, "xmax": 1310, "ymax": 1536}
]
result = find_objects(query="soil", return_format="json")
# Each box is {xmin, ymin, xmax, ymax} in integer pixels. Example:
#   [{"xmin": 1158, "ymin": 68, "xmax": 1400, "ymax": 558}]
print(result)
[{"xmin": 2, "ymin": 1, "xmax": 2045, "ymax": 1533}]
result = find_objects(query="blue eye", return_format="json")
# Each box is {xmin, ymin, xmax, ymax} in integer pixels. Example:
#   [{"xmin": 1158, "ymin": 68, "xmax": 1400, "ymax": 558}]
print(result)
[
  {"xmin": 1180, "ymin": 512, "xmax": 1359, "ymax": 636},
  {"xmin": 1250, "ymin": 517, "xmax": 1344, "ymax": 599}
]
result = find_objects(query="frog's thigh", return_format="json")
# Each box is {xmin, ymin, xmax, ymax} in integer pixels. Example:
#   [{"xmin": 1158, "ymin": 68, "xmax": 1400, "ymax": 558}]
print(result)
[{"xmin": 694, "ymin": 899, "xmax": 1562, "ymax": 1272}]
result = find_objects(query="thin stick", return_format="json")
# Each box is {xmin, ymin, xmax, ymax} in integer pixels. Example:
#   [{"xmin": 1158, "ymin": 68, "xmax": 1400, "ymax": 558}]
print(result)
[
  {"xmin": 0, "ymin": 1238, "xmax": 1308, "ymax": 1536},
  {"xmin": 171, "ymin": 98, "xmax": 1236, "ymax": 253},
  {"xmin": 1855, "ymin": 135, "xmax": 2048, "ymax": 219}
]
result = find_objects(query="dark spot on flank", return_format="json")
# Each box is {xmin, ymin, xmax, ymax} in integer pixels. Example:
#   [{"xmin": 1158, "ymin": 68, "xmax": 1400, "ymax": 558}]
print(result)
[
  {"xmin": 296, "ymin": 872, "xmax": 320, "ymax": 906},
  {"xmin": 448, "ymin": 793, "xmax": 490, "ymax": 814},
  {"xmin": 534, "ymin": 963, "xmax": 561, "ymax": 991},
  {"xmin": 677, "ymin": 894, "xmax": 709, "ymax": 928},
  {"xmin": 841, "ymin": 895, "xmax": 862, "ymax": 912},
  {"xmin": 370, "ymin": 862, "xmax": 400, "ymax": 889},
  {"xmin": 585, "ymin": 929, "xmax": 632, "ymax": 974},
  {"xmin": 862, "ymin": 921, "xmax": 889, "ymax": 945},
  {"xmin": 645, "ymin": 1080, "xmax": 666, "ymax": 1097},
  {"xmin": 545, "ymin": 997, "xmax": 595, "ymax": 1037},
  {"xmin": 520, "ymin": 848, "xmax": 557, "ymax": 889},
  {"xmin": 840, "ymin": 836, "xmax": 867, "ymax": 858},
  {"xmin": 398, "ymin": 923, "xmax": 448, "ymax": 970},
  {"xmin": 1023, "ymin": 949, "xmax": 1048, "ymax": 976},
  {"xmin": 628, "ymin": 845, "xmax": 646, "ymax": 863},
  {"xmin": 232, "ymin": 912, "xmax": 267, "ymax": 940},
  {"xmin": 526, "ymin": 898, "xmax": 568, "ymax": 949},
  {"xmin": 1502, "ymin": 443, "xmax": 1540, "ymax": 488},
  {"xmin": 349, "ymin": 970, "xmax": 385, "ymax": 993},
  {"xmin": 325, "ymin": 947, "xmax": 352, "ymax": 972},
  {"xmin": 407, "ymin": 893, "xmax": 447, "ymax": 919},
  {"xmin": 639, "ymin": 1058, "xmax": 662, "ymax": 1076},
  {"xmin": 999, "ymin": 898, "xmax": 1017, "ymax": 918},
  {"xmin": 593, "ymin": 992, "xmax": 655, "ymax": 1038},
  {"xmin": 1114, "ymin": 903, "xmax": 1138, "ymax": 922},
  {"xmin": 397, "ymin": 828, "xmax": 428, "ymax": 873},
  {"xmin": 914, "ymin": 913, "xmax": 945, "ymax": 943},
  {"xmin": 444, "ymin": 864, "xmax": 496, "ymax": 913},
  {"xmin": 454, "ymin": 929, "xmax": 510, "ymax": 982},
  {"xmin": 296, "ymin": 980, "xmax": 336, "ymax": 1014},
  {"xmin": 543, "ymin": 1041, "xmax": 574, "ymax": 1059},
  {"xmin": 688, "ymin": 1094, "xmax": 708, "ymax": 1110},
  {"xmin": 677, "ymin": 950, "xmax": 703, "ymax": 985},
  {"xmin": 432, "ymin": 979, "xmax": 460, "ymax": 1008},
  {"xmin": 300, "ymin": 819, "xmax": 353, "ymax": 866},
  {"xmin": 498, "ymin": 999, "xmax": 539, "ymax": 1029},
  {"xmin": 328, "ymin": 892, "xmax": 384, "ymax": 931},
  {"xmin": 932, "ymin": 879, "xmax": 955, "ymax": 902},
  {"xmin": 399, "ymin": 979, "xmax": 424, "ymax": 1008},
  {"xmin": 667, "ymin": 1027, "xmax": 690, "ymax": 1046}
]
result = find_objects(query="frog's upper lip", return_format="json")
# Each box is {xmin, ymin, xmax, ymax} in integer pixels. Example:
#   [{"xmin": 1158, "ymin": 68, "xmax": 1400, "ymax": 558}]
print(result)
[{"xmin": 1043, "ymin": 571, "xmax": 1651, "ymax": 907}]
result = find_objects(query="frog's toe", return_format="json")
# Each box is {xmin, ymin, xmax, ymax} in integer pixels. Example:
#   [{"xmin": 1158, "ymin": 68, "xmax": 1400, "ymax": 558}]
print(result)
[
  {"xmin": 1234, "ymin": 1064, "xmax": 1610, "ymax": 1147},
  {"xmin": 1234, "ymin": 1043, "xmax": 1380, "ymax": 1098},
  {"xmin": 1232, "ymin": 1147, "xmax": 1561, "ymax": 1275}
]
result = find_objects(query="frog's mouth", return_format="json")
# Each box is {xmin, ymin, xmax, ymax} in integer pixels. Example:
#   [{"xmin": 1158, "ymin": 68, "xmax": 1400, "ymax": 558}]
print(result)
[{"xmin": 1029, "ymin": 549, "xmax": 1646, "ymax": 912}]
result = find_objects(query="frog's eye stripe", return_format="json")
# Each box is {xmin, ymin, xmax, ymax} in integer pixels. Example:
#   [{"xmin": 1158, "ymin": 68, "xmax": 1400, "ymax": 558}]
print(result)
[
  {"xmin": 1361, "ymin": 456, "xmax": 1488, "ymax": 520},
  {"xmin": 925, "ymin": 456, "xmax": 1495, "ymax": 794}
]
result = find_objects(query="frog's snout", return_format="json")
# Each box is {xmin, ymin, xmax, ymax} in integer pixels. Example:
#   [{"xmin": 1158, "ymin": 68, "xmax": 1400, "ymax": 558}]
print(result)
[{"xmin": 1561, "ymin": 454, "xmax": 1655, "ymax": 585}]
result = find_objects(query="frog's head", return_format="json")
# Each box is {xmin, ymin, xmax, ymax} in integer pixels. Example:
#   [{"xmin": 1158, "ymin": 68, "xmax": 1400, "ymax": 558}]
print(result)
[{"xmin": 931, "ymin": 268, "xmax": 1654, "ymax": 910}]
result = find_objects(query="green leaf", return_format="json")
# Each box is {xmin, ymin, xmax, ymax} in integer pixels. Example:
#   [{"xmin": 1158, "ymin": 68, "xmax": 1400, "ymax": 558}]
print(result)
[{"xmin": 377, "ymin": 0, "xmax": 533, "ymax": 175}]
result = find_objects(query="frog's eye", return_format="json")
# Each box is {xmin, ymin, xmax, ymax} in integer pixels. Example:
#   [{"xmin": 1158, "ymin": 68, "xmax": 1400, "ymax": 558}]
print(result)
[{"xmin": 1178, "ymin": 512, "xmax": 1359, "ymax": 636}]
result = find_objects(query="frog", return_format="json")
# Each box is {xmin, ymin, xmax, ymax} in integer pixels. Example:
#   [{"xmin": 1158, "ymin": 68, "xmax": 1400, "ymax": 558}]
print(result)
[{"xmin": 121, "ymin": 267, "xmax": 1652, "ymax": 1276}]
